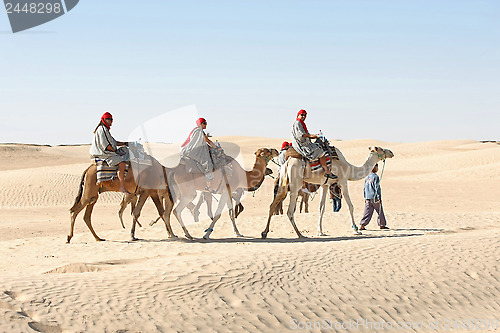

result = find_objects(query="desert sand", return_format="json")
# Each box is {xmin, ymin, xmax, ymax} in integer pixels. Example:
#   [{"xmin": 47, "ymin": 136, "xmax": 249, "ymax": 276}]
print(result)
[{"xmin": 0, "ymin": 137, "xmax": 499, "ymax": 332}]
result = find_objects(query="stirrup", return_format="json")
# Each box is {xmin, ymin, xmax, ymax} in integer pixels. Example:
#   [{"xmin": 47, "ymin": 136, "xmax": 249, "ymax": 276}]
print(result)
[{"xmin": 325, "ymin": 173, "xmax": 338, "ymax": 179}]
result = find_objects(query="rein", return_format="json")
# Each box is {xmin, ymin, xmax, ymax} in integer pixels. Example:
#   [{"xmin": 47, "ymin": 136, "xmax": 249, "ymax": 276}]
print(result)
[{"xmin": 371, "ymin": 151, "xmax": 387, "ymax": 204}]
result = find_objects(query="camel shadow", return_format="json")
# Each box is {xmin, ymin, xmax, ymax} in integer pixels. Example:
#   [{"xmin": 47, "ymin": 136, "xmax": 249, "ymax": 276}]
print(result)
[
  {"xmin": 390, "ymin": 228, "xmax": 444, "ymax": 232},
  {"xmin": 119, "ymin": 232, "xmax": 424, "ymax": 244}
]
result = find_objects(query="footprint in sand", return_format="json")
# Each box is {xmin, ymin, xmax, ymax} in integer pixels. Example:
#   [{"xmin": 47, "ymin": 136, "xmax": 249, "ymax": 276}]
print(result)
[{"xmin": 28, "ymin": 321, "xmax": 63, "ymax": 333}]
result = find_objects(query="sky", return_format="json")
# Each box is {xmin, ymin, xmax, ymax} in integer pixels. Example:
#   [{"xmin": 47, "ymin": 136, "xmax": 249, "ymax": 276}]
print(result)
[{"xmin": 1, "ymin": 0, "xmax": 498, "ymax": 145}]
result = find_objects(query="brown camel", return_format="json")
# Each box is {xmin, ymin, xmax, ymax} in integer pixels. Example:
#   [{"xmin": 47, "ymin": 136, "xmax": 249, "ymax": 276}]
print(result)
[
  {"xmin": 273, "ymin": 182, "xmax": 320, "ymax": 215},
  {"xmin": 67, "ymin": 156, "xmax": 181, "ymax": 243},
  {"xmin": 168, "ymin": 148, "xmax": 278, "ymax": 239}
]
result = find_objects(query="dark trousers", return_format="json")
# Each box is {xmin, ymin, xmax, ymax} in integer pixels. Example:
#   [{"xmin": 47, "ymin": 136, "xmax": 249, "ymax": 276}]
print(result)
[{"xmin": 360, "ymin": 199, "xmax": 386, "ymax": 227}]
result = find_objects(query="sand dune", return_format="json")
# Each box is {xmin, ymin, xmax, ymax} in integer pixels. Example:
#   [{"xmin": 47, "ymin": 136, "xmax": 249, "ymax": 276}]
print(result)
[{"xmin": 0, "ymin": 138, "xmax": 499, "ymax": 332}]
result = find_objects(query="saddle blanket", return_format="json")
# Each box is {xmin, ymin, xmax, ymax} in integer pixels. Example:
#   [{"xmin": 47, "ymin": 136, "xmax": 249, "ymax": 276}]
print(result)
[
  {"xmin": 93, "ymin": 158, "xmax": 128, "ymax": 184},
  {"xmin": 309, "ymin": 156, "xmax": 332, "ymax": 172}
]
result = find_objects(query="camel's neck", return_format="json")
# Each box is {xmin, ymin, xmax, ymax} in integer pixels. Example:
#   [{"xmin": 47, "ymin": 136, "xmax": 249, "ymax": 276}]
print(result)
[
  {"xmin": 245, "ymin": 157, "xmax": 267, "ymax": 191},
  {"xmin": 345, "ymin": 153, "xmax": 379, "ymax": 181}
]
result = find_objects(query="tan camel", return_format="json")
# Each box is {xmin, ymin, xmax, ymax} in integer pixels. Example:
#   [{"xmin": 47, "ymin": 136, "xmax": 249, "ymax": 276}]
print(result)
[
  {"xmin": 262, "ymin": 146, "xmax": 394, "ymax": 238},
  {"xmin": 169, "ymin": 148, "xmax": 278, "ymax": 239},
  {"xmin": 68, "ymin": 156, "xmax": 186, "ymax": 243},
  {"xmin": 273, "ymin": 182, "xmax": 319, "ymax": 214}
]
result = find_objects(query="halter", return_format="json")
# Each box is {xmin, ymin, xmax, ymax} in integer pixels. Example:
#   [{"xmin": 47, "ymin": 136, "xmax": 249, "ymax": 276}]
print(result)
[
  {"xmin": 262, "ymin": 154, "xmax": 273, "ymax": 165},
  {"xmin": 372, "ymin": 150, "xmax": 387, "ymax": 161}
]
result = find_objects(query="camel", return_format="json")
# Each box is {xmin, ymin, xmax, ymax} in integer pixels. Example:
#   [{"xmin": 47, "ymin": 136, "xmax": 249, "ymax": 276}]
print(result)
[
  {"xmin": 274, "ymin": 182, "xmax": 320, "ymax": 215},
  {"xmin": 118, "ymin": 164, "xmax": 272, "ymax": 228},
  {"xmin": 298, "ymin": 183, "xmax": 320, "ymax": 213},
  {"xmin": 262, "ymin": 146, "xmax": 394, "ymax": 238},
  {"xmin": 68, "ymin": 155, "xmax": 188, "ymax": 243},
  {"xmin": 168, "ymin": 148, "xmax": 278, "ymax": 239}
]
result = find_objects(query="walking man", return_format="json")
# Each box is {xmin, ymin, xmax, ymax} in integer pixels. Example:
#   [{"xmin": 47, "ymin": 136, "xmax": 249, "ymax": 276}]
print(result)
[{"xmin": 359, "ymin": 164, "xmax": 389, "ymax": 230}]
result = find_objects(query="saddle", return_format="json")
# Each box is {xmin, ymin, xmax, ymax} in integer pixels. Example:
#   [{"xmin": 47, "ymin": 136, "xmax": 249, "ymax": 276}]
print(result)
[
  {"xmin": 285, "ymin": 147, "xmax": 303, "ymax": 160},
  {"xmin": 92, "ymin": 158, "xmax": 129, "ymax": 184},
  {"xmin": 285, "ymin": 146, "xmax": 339, "ymax": 164},
  {"xmin": 285, "ymin": 145, "xmax": 340, "ymax": 177}
]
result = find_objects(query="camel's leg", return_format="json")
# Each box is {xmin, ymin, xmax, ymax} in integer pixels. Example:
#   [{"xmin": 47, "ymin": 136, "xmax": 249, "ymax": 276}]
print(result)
[
  {"xmin": 149, "ymin": 216, "xmax": 161, "ymax": 226},
  {"xmin": 299, "ymin": 193, "xmax": 304, "ymax": 213},
  {"xmin": 203, "ymin": 192, "xmax": 230, "ymax": 239},
  {"xmin": 149, "ymin": 191, "xmax": 165, "ymax": 228},
  {"xmin": 82, "ymin": 201, "xmax": 105, "ymax": 242},
  {"xmin": 187, "ymin": 193, "xmax": 203, "ymax": 223},
  {"xmin": 304, "ymin": 193, "xmax": 310, "ymax": 213},
  {"xmin": 204, "ymin": 193, "xmax": 214, "ymax": 220},
  {"xmin": 130, "ymin": 191, "xmax": 149, "ymax": 241},
  {"xmin": 149, "ymin": 191, "xmax": 175, "ymax": 238},
  {"xmin": 233, "ymin": 189, "xmax": 244, "ymax": 219},
  {"xmin": 172, "ymin": 195, "xmax": 195, "ymax": 240},
  {"xmin": 67, "ymin": 202, "xmax": 87, "ymax": 244},
  {"xmin": 161, "ymin": 194, "xmax": 177, "ymax": 238},
  {"xmin": 286, "ymin": 183, "xmax": 305, "ymax": 238},
  {"xmin": 227, "ymin": 191, "xmax": 242, "ymax": 237},
  {"xmin": 129, "ymin": 194, "xmax": 142, "ymax": 227},
  {"xmin": 262, "ymin": 185, "xmax": 288, "ymax": 239},
  {"xmin": 235, "ymin": 202, "xmax": 244, "ymax": 218},
  {"xmin": 118, "ymin": 193, "xmax": 136, "ymax": 229},
  {"xmin": 317, "ymin": 185, "xmax": 328, "ymax": 236},
  {"xmin": 276, "ymin": 199, "xmax": 284, "ymax": 215},
  {"xmin": 341, "ymin": 183, "xmax": 362, "ymax": 235}
]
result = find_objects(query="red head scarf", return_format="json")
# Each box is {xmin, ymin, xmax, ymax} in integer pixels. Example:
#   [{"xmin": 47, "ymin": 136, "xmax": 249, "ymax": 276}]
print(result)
[
  {"xmin": 182, "ymin": 118, "xmax": 207, "ymax": 147},
  {"xmin": 296, "ymin": 109, "xmax": 308, "ymax": 133},
  {"xmin": 196, "ymin": 118, "xmax": 207, "ymax": 127},
  {"xmin": 101, "ymin": 112, "xmax": 113, "ymax": 129},
  {"xmin": 281, "ymin": 141, "xmax": 290, "ymax": 150}
]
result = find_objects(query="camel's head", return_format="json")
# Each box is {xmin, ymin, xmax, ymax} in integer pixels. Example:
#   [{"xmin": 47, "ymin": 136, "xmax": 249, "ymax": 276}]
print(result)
[
  {"xmin": 368, "ymin": 146, "xmax": 394, "ymax": 160},
  {"xmin": 255, "ymin": 148, "xmax": 279, "ymax": 164}
]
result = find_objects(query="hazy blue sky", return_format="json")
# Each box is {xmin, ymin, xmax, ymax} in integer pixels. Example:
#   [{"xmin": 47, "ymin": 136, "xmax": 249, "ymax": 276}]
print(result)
[{"xmin": 1, "ymin": 0, "xmax": 498, "ymax": 145}]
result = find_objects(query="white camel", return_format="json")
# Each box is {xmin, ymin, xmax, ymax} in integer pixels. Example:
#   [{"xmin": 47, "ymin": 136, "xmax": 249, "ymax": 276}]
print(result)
[{"xmin": 262, "ymin": 146, "xmax": 394, "ymax": 238}]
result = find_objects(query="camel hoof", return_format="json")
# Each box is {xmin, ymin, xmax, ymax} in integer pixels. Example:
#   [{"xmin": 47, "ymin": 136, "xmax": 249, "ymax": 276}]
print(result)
[
  {"xmin": 298, "ymin": 235, "xmax": 307, "ymax": 239},
  {"xmin": 168, "ymin": 234, "xmax": 178, "ymax": 239},
  {"xmin": 130, "ymin": 237, "xmax": 139, "ymax": 241},
  {"xmin": 96, "ymin": 238, "xmax": 105, "ymax": 242},
  {"xmin": 353, "ymin": 230, "xmax": 362, "ymax": 235},
  {"xmin": 186, "ymin": 234, "xmax": 194, "ymax": 240},
  {"xmin": 235, "ymin": 233, "xmax": 244, "ymax": 238},
  {"xmin": 66, "ymin": 236, "xmax": 72, "ymax": 244},
  {"xmin": 317, "ymin": 232, "xmax": 327, "ymax": 236},
  {"xmin": 261, "ymin": 232, "xmax": 268, "ymax": 239}
]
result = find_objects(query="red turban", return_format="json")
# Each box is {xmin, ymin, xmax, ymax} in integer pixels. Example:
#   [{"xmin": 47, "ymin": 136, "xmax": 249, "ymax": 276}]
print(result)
[
  {"xmin": 101, "ymin": 112, "xmax": 113, "ymax": 129},
  {"xmin": 296, "ymin": 109, "xmax": 308, "ymax": 133},
  {"xmin": 281, "ymin": 141, "xmax": 290, "ymax": 150},
  {"xmin": 297, "ymin": 109, "xmax": 307, "ymax": 117},
  {"xmin": 196, "ymin": 118, "xmax": 207, "ymax": 126}
]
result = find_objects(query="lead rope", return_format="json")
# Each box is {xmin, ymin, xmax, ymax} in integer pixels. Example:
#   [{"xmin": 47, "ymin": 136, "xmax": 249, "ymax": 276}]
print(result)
[{"xmin": 374, "ymin": 158, "xmax": 386, "ymax": 204}]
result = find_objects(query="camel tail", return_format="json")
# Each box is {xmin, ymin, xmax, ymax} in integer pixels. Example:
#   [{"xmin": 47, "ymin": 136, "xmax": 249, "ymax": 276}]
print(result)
[
  {"xmin": 279, "ymin": 159, "xmax": 291, "ymax": 188},
  {"xmin": 70, "ymin": 165, "xmax": 91, "ymax": 213}
]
